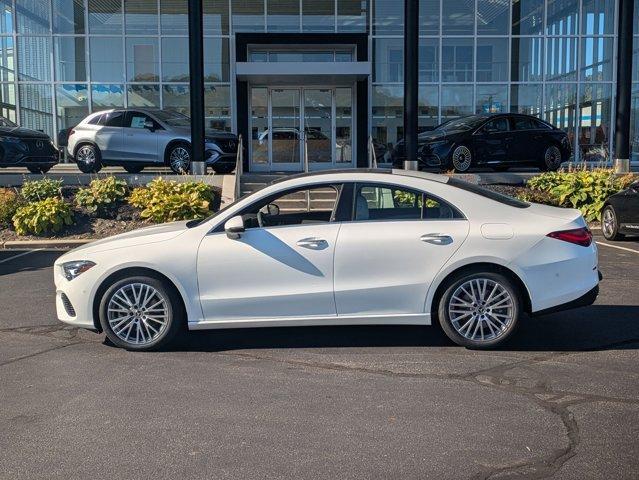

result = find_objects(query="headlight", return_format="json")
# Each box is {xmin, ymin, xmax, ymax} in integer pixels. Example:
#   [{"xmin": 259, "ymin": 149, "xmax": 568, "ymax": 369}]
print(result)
[{"xmin": 61, "ymin": 260, "xmax": 96, "ymax": 281}]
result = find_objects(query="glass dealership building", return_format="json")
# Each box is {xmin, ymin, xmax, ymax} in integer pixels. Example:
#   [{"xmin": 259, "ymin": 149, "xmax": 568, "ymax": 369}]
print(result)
[{"xmin": 0, "ymin": 0, "xmax": 638, "ymax": 172}]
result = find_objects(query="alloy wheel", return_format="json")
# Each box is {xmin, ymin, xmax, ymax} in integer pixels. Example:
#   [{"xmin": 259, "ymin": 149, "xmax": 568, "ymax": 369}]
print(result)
[
  {"xmin": 107, "ymin": 282, "xmax": 169, "ymax": 346},
  {"xmin": 448, "ymin": 278, "xmax": 514, "ymax": 342},
  {"xmin": 452, "ymin": 146, "xmax": 472, "ymax": 172},
  {"xmin": 602, "ymin": 207, "xmax": 616, "ymax": 238},
  {"xmin": 170, "ymin": 146, "xmax": 191, "ymax": 173},
  {"xmin": 77, "ymin": 145, "xmax": 95, "ymax": 165},
  {"xmin": 544, "ymin": 145, "xmax": 562, "ymax": 170}
]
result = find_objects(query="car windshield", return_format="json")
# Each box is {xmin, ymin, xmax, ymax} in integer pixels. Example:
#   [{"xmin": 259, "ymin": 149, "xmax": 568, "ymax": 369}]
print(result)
[
  {"xmin": 433, "ymin": 116, "xmax": 487, "ymax": 133},
  {"xmin": 151, "ymin": 110, "xmax": 191, "ymax": 127},
  {"xmin": 0, "ymin": 116, "xmax": 17, "ymax": 127}
]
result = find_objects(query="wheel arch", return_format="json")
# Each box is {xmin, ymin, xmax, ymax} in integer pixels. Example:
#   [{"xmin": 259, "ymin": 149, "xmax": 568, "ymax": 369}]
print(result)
[
  {"xmin": 73, "ymin": 140, "xmax": 100, "ymax": 158},
  {"xmin": 427, "ymin": 261, "xmax": 532, "ymax": 321},
  {"xmin": 91, "ymin": 266, "xmax": 188, "ymax": 332},
  {"xmin": 163, "ymin": 139, "xmax": 191, "ymax": 166}
]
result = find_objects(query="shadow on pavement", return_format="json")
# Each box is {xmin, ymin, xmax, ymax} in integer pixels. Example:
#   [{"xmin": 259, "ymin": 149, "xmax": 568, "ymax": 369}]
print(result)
[
  {"xmin": 146, "ymin": 304, "xmax": 639, "ymax": 353},
  {"xmin": 0, "ymin": 251, "xmax": 64, "ymax": 276}
]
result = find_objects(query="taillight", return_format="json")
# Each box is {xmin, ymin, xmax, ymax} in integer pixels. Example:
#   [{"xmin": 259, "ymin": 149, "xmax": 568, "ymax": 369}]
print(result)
[{"xmin": 547, "ymin": 227, "xmax": 592, "ymax": 247}]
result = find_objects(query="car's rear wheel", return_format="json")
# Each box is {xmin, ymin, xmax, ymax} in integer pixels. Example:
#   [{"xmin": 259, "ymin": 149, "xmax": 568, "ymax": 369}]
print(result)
[
  {"xmin": 27, "ymin": 165, "xmax": 52, "ymax": 174},
  {"xmin": 542, "ymin": 144, "xmax": 562, "ymax": 171},
  {"xmin": 451, "ymin": 145, "xmax": 472, "ymax": 172},
  {"xmin": 167, "ymin": 143, "xmax": 191, "ymax": 174},
  {"xmin": 75, "ymin": 144, "xmax": 102, "ymax": 173},
  {"xmin": 438, "ymin": 271, "xmax": 521, "ymax": 349},
  {"xmin": 99, "ymin": 275, "xmax": 183, "ymax": 351},
  {"xmin": 601, "ymin": 204, "xmax": 624, "ymax": 240},
  {"xmin": 124, "ymin": 164, "xmax": 144, "ymax": 174}
]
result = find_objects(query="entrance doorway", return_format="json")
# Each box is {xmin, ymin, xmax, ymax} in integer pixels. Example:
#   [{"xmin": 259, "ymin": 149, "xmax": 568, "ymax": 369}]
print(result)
[{"xmin": 249, "ymin": 86, "xmax": 355, "ymax": 172}]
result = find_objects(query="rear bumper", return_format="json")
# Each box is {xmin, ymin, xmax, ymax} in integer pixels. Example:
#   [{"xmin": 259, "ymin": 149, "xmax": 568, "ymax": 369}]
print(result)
[{"xmin": 532, "ymin": 278, "xmax": 600, "ymax": 316}]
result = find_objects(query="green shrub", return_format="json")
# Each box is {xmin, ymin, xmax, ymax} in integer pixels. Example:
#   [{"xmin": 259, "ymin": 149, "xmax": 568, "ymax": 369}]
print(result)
[
  {"xmin": 21, "ymin": 178, "xmax": 63, "ymax": 202},
  {"xmin": 0, "ymin": 188, "xmax": 24, "ymax": 226},
  {"xmin": 75, "ymin": 177, "xmax": 128, "ymax": 216},
  {"xmin": 515, "ymin": 188, "xmax": 561, "ymax": 206},
  {"xmin": 12, "ymin": 197, "xmax": 74, "ymax": 235},
  {"xmin": 526, "ymin": 169, "xmax": 635, "ymax": 221},
  {"xmin": 128, "ymin": 177, "xmax": 214, "ymax": 223}
]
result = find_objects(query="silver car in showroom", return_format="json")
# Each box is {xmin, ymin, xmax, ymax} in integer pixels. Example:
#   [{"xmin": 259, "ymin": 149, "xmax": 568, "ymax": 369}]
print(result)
[{"xmin": 67, "ymin": 109, "xmax": 238, "ymax": 174}]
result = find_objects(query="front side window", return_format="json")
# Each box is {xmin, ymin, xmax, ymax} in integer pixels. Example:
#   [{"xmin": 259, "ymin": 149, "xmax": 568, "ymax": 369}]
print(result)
[
  {"xmin": 480, "ymin": 117, "xmax": 509, "ymax": 133},
  {"xmin": 125, "ymin": 112, "xmax": 159, "ymax": 129},
  {"xmin": 512, "ymin": 116, "xmax": 535, "ymax": 130}
]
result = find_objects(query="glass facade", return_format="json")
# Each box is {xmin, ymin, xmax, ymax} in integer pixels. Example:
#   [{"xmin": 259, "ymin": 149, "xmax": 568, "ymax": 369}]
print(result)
[{"xmin": 0, "ymin": 0, "xmax": 634, "ymax": 164}]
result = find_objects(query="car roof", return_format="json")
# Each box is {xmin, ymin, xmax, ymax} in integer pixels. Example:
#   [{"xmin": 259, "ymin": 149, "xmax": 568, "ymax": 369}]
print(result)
[{"xmin": 270, "ymin": 168, "xmax": 450, "ymax": 185}]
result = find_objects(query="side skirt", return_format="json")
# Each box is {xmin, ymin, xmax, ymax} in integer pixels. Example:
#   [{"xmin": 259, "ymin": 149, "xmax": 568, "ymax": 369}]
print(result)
[{"xmin": 188, "ymin": 313, "xmax": 431, "ymax": 330}]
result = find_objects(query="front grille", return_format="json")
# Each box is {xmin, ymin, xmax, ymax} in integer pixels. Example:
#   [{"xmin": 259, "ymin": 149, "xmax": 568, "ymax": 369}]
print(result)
[{"xmin": 60, "ymin": 293, "xmax": 76, "ymax": 317}]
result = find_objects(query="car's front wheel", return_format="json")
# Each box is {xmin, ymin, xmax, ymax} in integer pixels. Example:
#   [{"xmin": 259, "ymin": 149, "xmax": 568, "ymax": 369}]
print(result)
[
  {"xmin": 601, "ymin": 204, "xmax": 624, "ymax": 240},
  {"xmin": 451, "ymin": 145, "xmax": 472, "ymax": 172},
  {"xmin": 167, "ymin": 143, "xmax": 191, "ymax": 174},
  {"xmin": 542, "ymin": 144, "xmax": 563, "ymax": 171},
  {"xmin": 27, "ymin": 165, "xmax": 52, "ymax": 174},
  {"xmin": 75, "ymin": 144, "xmax": 102, "ymax": 173},
  {"xmin": 438, "ymin": 271, "xmax": 521, "ymax": 349},
  {"xmin": 99, "ymin": 275, "xmax": 183, "ymax": 351}
]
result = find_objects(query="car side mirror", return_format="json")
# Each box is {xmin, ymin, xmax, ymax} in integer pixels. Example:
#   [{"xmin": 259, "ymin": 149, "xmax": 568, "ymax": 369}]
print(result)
[
  {"xmin": 224, "ymin": 215, "xmax": 245, "ymax": 239},
  {"xmin": 260, "ymin": 203, "xmax": 280, "ymax": 216},
  {"xmin": 143, "ymin": 119, "xmax": 155, "ymax": 132}
]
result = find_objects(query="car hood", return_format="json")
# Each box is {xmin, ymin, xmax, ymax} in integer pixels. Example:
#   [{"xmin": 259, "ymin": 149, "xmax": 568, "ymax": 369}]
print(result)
[
  {"xmin": 170, "ymin": 126, "xmax": 237, "ymax": 140},
  {"xmin": 0, "ymin": 126, "xmax": 50, "ymax": 139},
  {"xmin": 64, "ymin": 221, "xmax": 190, "ymax": 256}
]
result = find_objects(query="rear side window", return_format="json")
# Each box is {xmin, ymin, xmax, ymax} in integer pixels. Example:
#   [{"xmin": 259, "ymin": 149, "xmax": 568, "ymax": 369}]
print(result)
[
  {"xmin": 512, "ymin": 117, "xmax": 535, "ymax": 130},
  {"xmin": 448, "ymin": 178, "xmax": 530, "ymax": 208},
  {"xmin": 104, "ymin": 111, "xmax": 124, "ymax": 127},
  {"xmin": 87, "ymin": 114, "xmax": 102, "ymax": 125},
  {"xmin": 532, "ymin": 118, "xmax": 553, "ymax": 130}
]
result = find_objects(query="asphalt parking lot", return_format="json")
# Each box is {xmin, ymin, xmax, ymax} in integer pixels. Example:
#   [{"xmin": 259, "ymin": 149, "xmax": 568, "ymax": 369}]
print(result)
[{"xmin": 0, "ymin": 233, "xmax": 638, "ymax": 480}]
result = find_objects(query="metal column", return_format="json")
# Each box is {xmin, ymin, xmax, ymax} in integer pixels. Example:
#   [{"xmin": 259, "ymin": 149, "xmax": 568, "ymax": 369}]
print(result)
[
  {"xmin": 188, "ymin": 0, "xmax": 206, "ymax": 174},
  {"xmin": 403, "ymin": 0, "xmax": 419, "ymax": 171}
]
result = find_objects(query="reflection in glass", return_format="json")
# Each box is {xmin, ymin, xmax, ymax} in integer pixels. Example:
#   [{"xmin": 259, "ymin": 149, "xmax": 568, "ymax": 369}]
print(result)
[
  {"xmin": 271, "ymin": 88, "xmax": 300, "ymax": 164},
  {"xmin": 442, "ymin": 38, "xmax": 474, "ymax": 83},
  {"xmin": 511, "ymin": 37, "xmax": 543, "ymax": 82},
  {"xmin": 336, "ymin": 88, "xmax": 352, "ymax": 163},
  {"xmin": 477, "ymin": 0, "xmax": 509, "ymax": 35},
  {"xmin": 91, "ymin": 84, "xmax": 124, "ymax": 110},
  {"xmin": 126, "ymin": 38, "xmax": 159, "ymax": 82},
  {"xmin": 419, "ymin": 0, "xmax": 439, "ymax": 35},
  {"xmin": 56, "ymin": 84, "xmax": 88, "ymax": 129},
  {"xmin": 546, "ymin": 0, "xmax": 578, "ymax": 35},
  {"xmin": 18, "ymin": 36, "xmax": 52, "ymax": 81},
  {"xmin": 631, "ymin": 85, "xmax": 639, "ymax": 161},
  {"xmin": 546, "ymin": 36, "xmax": 577, "ymax": 81},
  {"xmin": 419, "ymin": 86, "xmax": 438, "ymax": 129},
  {"xmin": 127, "ymin": 84, "xmax": 160, "ymax": 107},
  {"xmin": 0, "ymin": 83, "xmax": 16, "ymax": 122},
  {"xmin": 160, "ymin": 0, "xmax": 186, "ymax": 34},
  {"xmin": 269, "ymin": 51, "xmax": 334, "ymax": 62},
  {"xmin": 125, "ymin": 0, "xmax": 158, "ymax": 35},
  {"xmin": 0, "ymin": 0, "xmax": 13, "ymax": 34},
  {"xmin": 163, "ymin": 84, "xmax": 189, "ymax": 115},
  {"xmin": 441, "ymin": 85, "xmax": 473, "ymax": 120},
  {"xmin": 582, "ymin": 0, "xmax": 614, "ymax": 35},
  {"xmin": 232, "ymin": 0, "xmax": 265, "ymax": 33},
  {"xmin": 88, "ymin": 0, "xmax": 123, "ymax": 34},
  {"xmin": 476, "ymin": 85, "xmax": 508, "ymax": 114},
  {"xmin": 476, "ymin": 38, "xmax": 508, "ymax": 82},
  {"xmin": 634, "ymin": 37, "xmax": 639, "ymax": 82},
  {"xmin": 581, "ymin": 37, "xmax": 613, "ymax": 81},
  {"xmin": 442, "ymin": 1, "xmax": 475, "ymax": 35},
  {"xmin": 204, "ymin": 0, "xmax": 229, "ymax": 35},
  {"xmin": 544, "ymin": 83, "xmax": 577, "ymax": 153},
  {"xmin": 510, "ymin": 84, "xmax": 543, "ymax": 115},
  {"xmin": 251, "ymin": 87, "xmax": 268, "ymax": 164},
  {"xmin": 512, "ymin": 0, "xmax": 544, "ymax": 35},
  {"xmin": 90, "ymin": 37, "xmax": 124, "ymax": 82},
  {"xmin": 305, "ymin": 89, "xmax": 332, "ymax": 163},
  {"xmin": 374, "ymin": 38, "xmax": 403, "ymax": 83},
  {"xmin": 0, "ymin": 37, "xmax": 14, "ymax": 81},
  {"xmin": 17, "ymin": 0, "xmax": 50, "ymax": 34},
  {"xmin": 53, "ymin": 0, "xmax": 85, "ymax": 34},
  {"xmin": 205, "ymin": 84, "xmax": 230, "ymax": 131},
  {"xmin": 579, "ymin": 83, "xmax": 612, "ymax": 161},
  {"xmin": 162, "ymin": 37, "xmax": 189, "ymax": 81},
  {"xmin": 373, "ymin": 0, "xmax": 402, "ymax": 35},
  {"xmin": 204, "ymin": 38, "xmax": 229, "ymax": 81},
  {"xmin": 267, "ymin": 0, "xmax": 300, "ymax": 32},
  {"xmin": 54, "ymin": 37, "xmax": 86, "ymax": 81},
  {"xmin": 19, "ymin": 83, "xmax": 54, "ymax": 138},
  {"xmin": 303, "ymin": 0, "xmax": 334, "ymax": 32},
  {"xmin": 372, "ymin": 85, "xmax": 403, "ymax": 157},
  {"xmin": 419, "ymin": 38, "xmax": 439, "ymax": 83},
  {"xmin": 337, "ymin": 0, "xmax": 367, "ymax": 32}
]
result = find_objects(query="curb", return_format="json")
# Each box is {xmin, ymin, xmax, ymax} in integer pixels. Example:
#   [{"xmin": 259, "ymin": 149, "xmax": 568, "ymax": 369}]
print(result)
[{"xmin": 1, "ymin": 239, "xmax": 95, "ymax": 250}]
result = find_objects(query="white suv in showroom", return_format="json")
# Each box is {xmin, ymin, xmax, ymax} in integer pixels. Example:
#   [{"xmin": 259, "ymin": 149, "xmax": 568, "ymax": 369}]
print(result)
[{"xmin": 67, "ymin": 109, "xmax": 238, "ymax": 174}]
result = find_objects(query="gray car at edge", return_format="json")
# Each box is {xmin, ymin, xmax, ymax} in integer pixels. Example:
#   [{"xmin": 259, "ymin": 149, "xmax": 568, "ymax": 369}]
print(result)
[{"xmin": 66, "ymin": 108, "xmax": 238, "ymax": 174}]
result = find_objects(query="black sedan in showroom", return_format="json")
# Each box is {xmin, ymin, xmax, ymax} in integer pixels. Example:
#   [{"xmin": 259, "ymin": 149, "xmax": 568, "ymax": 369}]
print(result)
[
  {"xmin": 601, "ymin": 180, "xmax": 639, "ymax": 240},
  {"xmin": 389, "ymin": 113, "xmax": 571, "ymax": 172},
  {"xmin": 0, "ymin": 116, "xmax": 58, "ymax": 173}
]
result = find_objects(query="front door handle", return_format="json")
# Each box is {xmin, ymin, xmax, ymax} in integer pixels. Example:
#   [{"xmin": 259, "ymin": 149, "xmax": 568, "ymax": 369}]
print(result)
[
  {"xmin": 420, "ymin": 233, "xmax": 453, "ymax": 245},
  {"xmin": 296, "ymin": 237, "xmax": 328, "ymax": 249}
]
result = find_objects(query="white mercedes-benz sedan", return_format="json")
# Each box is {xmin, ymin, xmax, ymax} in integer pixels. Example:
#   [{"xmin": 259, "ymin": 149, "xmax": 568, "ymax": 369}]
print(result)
[{"xmin": 54, "ymin": 169, "xmax": 600, "ymax": 351}]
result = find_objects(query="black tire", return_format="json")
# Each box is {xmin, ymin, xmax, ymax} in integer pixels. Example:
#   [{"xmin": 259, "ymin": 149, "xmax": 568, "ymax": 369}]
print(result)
[
  {"xmin": 27, "ymin": 165, "xmax": 52, "ymax": 174},
  {"xmin": 437, "ymin": 271, "xmax": 522, "ymax": 349},
  {"xmin": 212, "ymin": 164, "xmax": 235, "ymax": 174},
  {"xmin": 99, "ymin": 275, "xmax": 184, "ymax": 351},
  {"xmin": 450, "ymin": 145, "xmax": 472, "ymax": 172},
  {"xmin": 124, "ymin": 164, "xmax": 144, "ymax": 174},
  {"xmin": 75, "ymin": 143, "xmax": 102, "ymax": 173},
  {"xmin": 541, "ymin": 144, "xmax": 563, "ymax": 171},
  {"xmin": 166, "ymin": 142, "xmax": 191, "ymax": 174},
  {"xmin": 601, "ymin": 204, "xmax": 624, "ymax": 241}
]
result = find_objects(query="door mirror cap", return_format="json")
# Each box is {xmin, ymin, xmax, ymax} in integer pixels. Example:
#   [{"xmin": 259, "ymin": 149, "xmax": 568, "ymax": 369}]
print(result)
[{"xmin": 224, "ymin": 215, "xmax": 245, "ymax": 239}]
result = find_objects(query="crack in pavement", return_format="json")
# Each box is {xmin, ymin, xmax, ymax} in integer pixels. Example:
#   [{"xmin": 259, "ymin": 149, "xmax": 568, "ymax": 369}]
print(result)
[{"xmin": 0, "ymin": 342, "xmax": 82, "ymax": 367}]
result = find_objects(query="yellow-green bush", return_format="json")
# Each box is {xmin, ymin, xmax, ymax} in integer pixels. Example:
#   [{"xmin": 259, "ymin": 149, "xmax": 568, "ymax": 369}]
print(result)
[
  {"xmin": 75, "ymin": 177, "xmax": 128, "ymax": 216},
  {"xmin": 526, "ymin": 169, "xmax": 635, "ymax": 221},
  {"xmin": 21, "ymin": 178, "xmax": 63, "ymax": 202},
  {"xmin": 12, "ymin": 197, "xmax": 74, "ymax": 235},
  {"xmin": 128, "ymin": 177, "xmax": 214, "ymax": 223},
  {"xmin": 0, "ymin": 188, "xmax": 24, "ymax": 226}
]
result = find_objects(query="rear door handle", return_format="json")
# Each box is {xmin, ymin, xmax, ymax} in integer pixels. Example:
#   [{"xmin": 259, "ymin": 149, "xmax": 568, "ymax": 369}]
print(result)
[
  {"xmin": 420, "ymin": 233, "xmax": 453, "ymax": 245},
  {"xmin": 296, "ymin": 237, "xmax": 328, "ymax": 249}
]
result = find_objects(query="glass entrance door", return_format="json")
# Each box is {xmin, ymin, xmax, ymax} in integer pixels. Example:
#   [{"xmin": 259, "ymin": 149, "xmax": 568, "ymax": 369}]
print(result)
[{"xmin": 249, "ymin": 86, "xmax": 354, "ymax": 172}]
